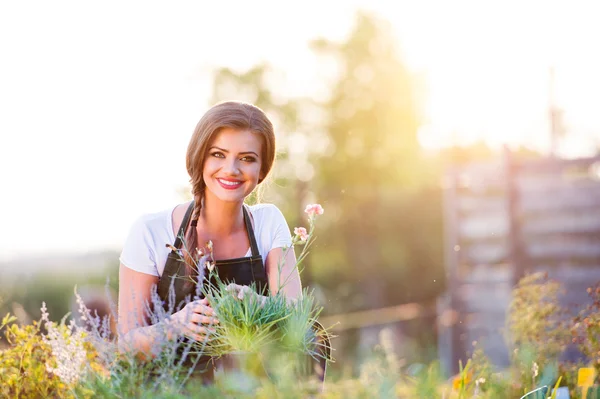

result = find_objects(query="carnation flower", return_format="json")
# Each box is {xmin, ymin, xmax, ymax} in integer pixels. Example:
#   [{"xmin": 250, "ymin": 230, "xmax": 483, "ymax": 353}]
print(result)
[
  {"xmin": 304, "ymin": 204, "xmax": 324, "ymax": 217},
  {"xmin": 294, "ymin": 227, "xmax": 309, "ymax": 242}
]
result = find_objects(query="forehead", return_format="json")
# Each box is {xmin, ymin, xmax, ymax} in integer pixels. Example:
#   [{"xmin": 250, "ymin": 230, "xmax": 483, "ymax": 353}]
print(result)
[{"xmin": 210, "ymin": 128, "xmax": 262, "ymax": 153}]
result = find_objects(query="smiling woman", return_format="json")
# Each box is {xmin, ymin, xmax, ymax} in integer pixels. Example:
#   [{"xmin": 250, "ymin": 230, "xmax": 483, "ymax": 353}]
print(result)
[{"xmin": 117, "ymin": 101, "xmax": 302, "ymax": 381}]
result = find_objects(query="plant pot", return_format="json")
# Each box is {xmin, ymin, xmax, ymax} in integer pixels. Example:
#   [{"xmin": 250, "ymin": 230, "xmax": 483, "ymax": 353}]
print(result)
[
  {"xmin": 212, "ymin": 351, "xmax": 267, "ymax": 393},
  {"xmin": 214, "ymin": 351, "xmax": 267, "ymax": 377}
]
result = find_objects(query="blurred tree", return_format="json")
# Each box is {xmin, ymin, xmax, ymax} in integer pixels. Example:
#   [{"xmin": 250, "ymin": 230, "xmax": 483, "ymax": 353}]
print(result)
[
  {"xmin": 206, "ymin": 12, "xmax": 450, "ymax": 317},
  {"xmin": 309, "ymin": 11, "xmax": 444, "ymax": 312}
]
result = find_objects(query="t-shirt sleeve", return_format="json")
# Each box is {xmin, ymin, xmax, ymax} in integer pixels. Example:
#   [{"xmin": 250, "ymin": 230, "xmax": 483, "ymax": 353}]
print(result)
[
  {"xmin": 119, "ymin": 216, "xmax": 160, "ymax": 276},
  {"xmin": 268, "ymin": 205, "xmax": 293, "ymax": 251}
]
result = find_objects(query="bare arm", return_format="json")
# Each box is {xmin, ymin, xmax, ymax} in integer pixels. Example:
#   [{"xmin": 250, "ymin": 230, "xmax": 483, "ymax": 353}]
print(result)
[
  {"xmin": 118, "ymin": 264, "xmax": 219, "ymax": 360},
  {"xmin": 117, "ymin": 264, "xmax": 165, "ymax": 358},
  {"xmin": 265, "ymin": 246, "xmax": 302, "ymax": 301}
]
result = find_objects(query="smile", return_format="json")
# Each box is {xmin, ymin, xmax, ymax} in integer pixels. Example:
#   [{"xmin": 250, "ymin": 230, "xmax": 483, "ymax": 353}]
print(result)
[{"xmin": 217, "ymin": 178, "xmax": 243, "ymax": 189}]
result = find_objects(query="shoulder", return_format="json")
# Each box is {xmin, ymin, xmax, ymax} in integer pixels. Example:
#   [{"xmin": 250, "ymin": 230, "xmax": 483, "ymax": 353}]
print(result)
[
  {"xmin": 248, "ymin": 203, "xmax": 286, "ymax": 224},
  {"xmin": 248, "ymin": 202, "xmax": 282, "ymax": 215},
  {"xmin": 248, "ymin": 203, "xmax": 292, "ymax": 253},
  {"xmin": 124, "ymin": 205, "xmax": 175, "ymax": 249},
  {"xmin": 120, "ymin": 207, "xmax": 174, "ymax": 276},
  {"xmin": 131, "ymin": 207, "xmax": 172, "ymax": 234}
]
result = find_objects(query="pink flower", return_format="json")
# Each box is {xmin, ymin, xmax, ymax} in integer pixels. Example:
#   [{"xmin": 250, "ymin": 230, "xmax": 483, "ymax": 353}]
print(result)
[
  {"xmin": 294, "ymin": 227, "xmax": 309, "ymax": 242},
  {"xmin": 304, "ymin": 204, "xmax": 324, "ymax": 217}
]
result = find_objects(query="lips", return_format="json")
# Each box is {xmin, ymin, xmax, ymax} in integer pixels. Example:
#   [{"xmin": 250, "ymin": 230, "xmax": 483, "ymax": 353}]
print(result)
[{"xmin": 217, "ymin": 178, "xmax": 243, "ymax": 190}]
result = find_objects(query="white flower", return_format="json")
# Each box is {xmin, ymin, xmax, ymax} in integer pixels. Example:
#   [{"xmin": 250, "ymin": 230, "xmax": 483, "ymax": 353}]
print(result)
[
  {"xmin": 40, "ymin": 304, "xmax": 88, "ymax": 385},
  {"xmin": 205, "ymin": 261, "xmax": 215, "ymax": 273},
  {"xmin": 532, "ymin": 362, "xmax": 539, "ymax": 378}
]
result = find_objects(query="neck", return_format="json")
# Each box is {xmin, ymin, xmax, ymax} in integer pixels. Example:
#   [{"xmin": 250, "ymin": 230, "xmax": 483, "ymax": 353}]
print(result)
[{"xmin": 198, "ymin": 195, "xmax": 245, "ymax": 236}]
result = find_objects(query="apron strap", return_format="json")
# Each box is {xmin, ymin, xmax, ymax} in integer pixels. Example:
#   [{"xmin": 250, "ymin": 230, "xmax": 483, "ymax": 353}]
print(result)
[
  {"xmin": 170, "ymin": 200, "xmax": 260, "ymax": 258},
  {"xmin": 243, "ymin": 205, "xmax": 261, "ymax": 258},
  {"xmin": 172, "ymin": 200, "xmax": 195, "ymax": 250}
]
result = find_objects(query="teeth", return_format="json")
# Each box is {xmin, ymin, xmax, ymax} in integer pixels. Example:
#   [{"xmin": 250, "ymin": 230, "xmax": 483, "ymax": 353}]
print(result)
[{"xmin": 219, "ymin": 179, "xmax": 241, "ymax": 186}]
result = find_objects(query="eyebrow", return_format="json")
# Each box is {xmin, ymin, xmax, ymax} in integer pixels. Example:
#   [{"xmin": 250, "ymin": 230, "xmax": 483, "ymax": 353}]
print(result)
[{"xmin": 209, "ymin": 146, "xmax": 260, "ymax": 157}]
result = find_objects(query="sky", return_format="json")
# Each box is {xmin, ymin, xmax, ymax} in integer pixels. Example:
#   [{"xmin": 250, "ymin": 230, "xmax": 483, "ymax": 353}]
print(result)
[{"xmin": 1, "ymin": 0, "xmax": 599, "ymax": 261}]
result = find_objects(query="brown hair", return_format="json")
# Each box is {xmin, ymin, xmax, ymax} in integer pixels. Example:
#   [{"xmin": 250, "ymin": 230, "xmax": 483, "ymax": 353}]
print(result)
[{"xmin": 182, "ymin": 101, "xmax": 276, "ymax": 276}]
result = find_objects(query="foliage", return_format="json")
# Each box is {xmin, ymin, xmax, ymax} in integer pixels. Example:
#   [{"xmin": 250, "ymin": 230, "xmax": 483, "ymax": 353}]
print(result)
[
  {"xmin": 571, "ymin": 284, "xmax": 600, "ymax": 374},
  {"xmin": 0, "ymin": 257, "xmax": 119, "ymax": 330},
  {"xmin": 0, "ymin": 311, "xmax": 84, "ymax": 398},
  {"xmin": 3, "ymin": 274, "xmax": 600, "ymax": 398},
  {"xmin": 506, "ymin": 272, "xmax": 570, "ymax": 394}
]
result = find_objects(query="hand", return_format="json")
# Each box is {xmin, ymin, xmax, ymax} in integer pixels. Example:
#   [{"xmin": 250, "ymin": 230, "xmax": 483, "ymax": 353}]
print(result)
[
  {"xmin": 166, "ymin": 298, "xmax": 219, "ymax": 342},
  {"xmin": 225, "ymin": 283, "xmax": 268, "ymax": 307}
]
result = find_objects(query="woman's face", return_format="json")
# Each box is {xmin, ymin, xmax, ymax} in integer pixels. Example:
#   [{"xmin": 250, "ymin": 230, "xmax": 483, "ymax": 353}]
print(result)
[{"xmin": 202, "ymin": 127, "xmax": 264, "ymax": 204}]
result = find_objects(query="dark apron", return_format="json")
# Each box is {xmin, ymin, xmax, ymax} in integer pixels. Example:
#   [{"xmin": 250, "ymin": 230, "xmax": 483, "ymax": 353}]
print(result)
[
  {"xmin": 156, "ymin": 201, "xmax": 269, "ymax": 382},
  {"xmin": 157, "ymin": 201, "xmax": 269, "ymax": 308}
]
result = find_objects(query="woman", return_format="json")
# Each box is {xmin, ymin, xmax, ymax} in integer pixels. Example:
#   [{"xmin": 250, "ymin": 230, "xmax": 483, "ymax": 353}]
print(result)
[{"xmin": 117, "ymin": 101, "xmax": 302, "ymax": 369}]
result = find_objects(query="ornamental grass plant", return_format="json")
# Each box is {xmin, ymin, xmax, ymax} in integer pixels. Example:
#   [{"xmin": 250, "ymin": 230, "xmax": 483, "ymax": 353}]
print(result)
[{"xmin": 171, "ymin": 203, "xmax": 333, "ymax": 383}]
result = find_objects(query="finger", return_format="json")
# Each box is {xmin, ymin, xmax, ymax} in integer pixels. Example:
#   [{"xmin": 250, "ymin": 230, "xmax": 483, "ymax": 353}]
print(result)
[
  {"xmin": 187, "ymin": 332, "xmax": 213, "ymax": 343},
  {"xmin": 186, "ymin": 298, "xmax": 210, "ymax": 312},
  {"xmin": 191, "ymin": 303, "xmax": 213, "ymax": 313},
  {"xmin": 187, "ymin": 324, "xmax": 216, "ymax": 336},
  {"xmin": 190, "ymin": 313, "xmax": 219, "ymax": 325},
  {"xmin": 190, "ymin": 298, "xmax": 210, "ymax": 307},
  {"xmin": 189, "ymin": 302, "xmax": 215, "ymax": 316}
]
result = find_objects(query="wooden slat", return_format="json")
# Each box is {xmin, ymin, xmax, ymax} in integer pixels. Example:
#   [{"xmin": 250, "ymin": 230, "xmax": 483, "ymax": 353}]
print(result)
[
  {"xmin": 517, "ymin": 174, "xmax": 600, "ymax": 193},
  {"xmin": 458, "ymin": 161, "xmax": 506, "ymax": 179},
  {"xmin": 453, "ymin": 162, "xmax": 506, "ymax": 194},
  {"xmin": 516, "ymin": 155, "xmax": 600, "ymax": 174},
  {"xmin": 459, "ymin": 282, "xmax": 513, "ymax": 313},
  {"xmin": 519, "ymin": 185, "xmax": 600, "ymax": 213},
  {"xmin": 463, "ymin": 263, "xmax": 513, "ymax": 283},
  {"xmin": 521, "ymin": 212, "xmax": 600, "ymax": 235},
  {"xmin": 458, "ymin": 214, "xmax": 509, "ymax": 240},
  {"xmin": 461, "ymin": 241, "xmax": 508, "ymax": 265},
  {"xmin": 532, "ymin": 265, "xmax": 600, "ymax": 283},
  {"xmin": 457, "ymin": 195, "xmax": 507, "ymax": 214},
  {"xmin": 525, "ymin": 237, "xmax": 600, "ymax": 260}
]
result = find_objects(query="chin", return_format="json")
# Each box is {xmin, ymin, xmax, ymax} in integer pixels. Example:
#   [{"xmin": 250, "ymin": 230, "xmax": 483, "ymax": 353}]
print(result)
[{"xmin": 209, "ymin": 190, "xmax": 251, "ymax": 204}]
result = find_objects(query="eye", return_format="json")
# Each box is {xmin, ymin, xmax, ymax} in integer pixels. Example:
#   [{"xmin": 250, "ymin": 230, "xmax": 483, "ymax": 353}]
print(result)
[
  {"xmin": 241, "ymin": 156, "xmax": 257, "ymax": 162},
  {"xmin": 210, "ymin": 151, "xmax": 225, "ymax": 158}
]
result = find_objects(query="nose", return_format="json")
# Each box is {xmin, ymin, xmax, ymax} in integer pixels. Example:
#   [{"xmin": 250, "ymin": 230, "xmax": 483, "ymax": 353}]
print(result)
[{"xmin": 222, "ymin": 158, "xmax": 240, "ymax": 175}]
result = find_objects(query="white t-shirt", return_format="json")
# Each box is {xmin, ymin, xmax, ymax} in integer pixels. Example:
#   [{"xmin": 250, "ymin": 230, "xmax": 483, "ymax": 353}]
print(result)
[{"xmin": 119, "ymin": 203, "xmax": 293, "ymax": 277}]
